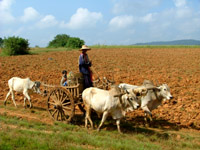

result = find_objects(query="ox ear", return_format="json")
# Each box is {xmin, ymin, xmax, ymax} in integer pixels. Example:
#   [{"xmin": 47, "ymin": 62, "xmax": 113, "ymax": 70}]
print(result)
[
  {"xmin": 119, "ymin": 87, "xmax": 125, "ymax": 94},
  {"xmin": 146, "ymin": 85, "xmax": 160, "ymax": 91},
  {"xmin": 156, "ymin": 87, "xmax": 161, "ymax": 91},
  {"xmin": 141, "ymin": 88, "xmax": 148, "ymax": 96}
]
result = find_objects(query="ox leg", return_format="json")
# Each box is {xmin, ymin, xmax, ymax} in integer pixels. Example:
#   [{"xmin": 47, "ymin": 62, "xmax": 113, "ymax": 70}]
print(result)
[
  {"xmin": 23, "ymin": 97, "xmax": 27, "ymax": 108},
  {"xmin": 85, "ymin": 107, "xmax": 93, "ymax": 129},
  {"xmin": 11, "ymin": 91, "xmax": 17, "ymax": 107},
  {"xmin": 144, "ymin": 112, "xmax": 153, "ymax": 127},
  {"xmin": 144, "ymin": 111, "xmax": 153, "ymax": 122},
  {"xmin": 23, "ymin": 91, "xmax": 32, "ymax": 108},
  {"xmin": 116, "ymin": 119, "xmax": 122, "ymax": 133},
  {"xmin": 4, "ymin": 90, "xmax": 11, "ymax": 106},
  {"xmin": 142, "ymin": 106, "xmax": 152, "ymax": 125},
  {"xmin": 144, "ymin": 112, "xmax": 148, "ymax": 122},
  {"xmin": 97, "ymin": 111, "xmax": 108, "ymax": 132},
  {"xmin": 149, "ymin": 113, "xmax": 153, "ymax": 122}
]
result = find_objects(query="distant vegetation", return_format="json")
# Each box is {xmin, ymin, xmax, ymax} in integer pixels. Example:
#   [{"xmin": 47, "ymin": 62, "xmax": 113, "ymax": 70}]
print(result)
[
  {"xmin": 0, "ymin": 34, "xmax": 85, "ymax": 56},
  {"xmin": 47, "ymin": 34, "xmax": 84, "ymax": 48},
  {"xmin": 1, "ymin": 36, "xmax": 29, "ymax": 56},
  {"xmin": 1, "ymin": 35, "xmax": 200, "ymax": 56},
  {"xmin": 48, "ymin": 34, "xmax": 70, "ymax": 48},
  {"xmin": 134, "ymin": 39, "xmax": 200, "ymax": 46},
  {"xmin": 0, "ymin": 37, "xmax": 3, "ymax": 48},
  {"xmin": 65, "ymin": 37, "xmax": 85, "ymax": 49}
]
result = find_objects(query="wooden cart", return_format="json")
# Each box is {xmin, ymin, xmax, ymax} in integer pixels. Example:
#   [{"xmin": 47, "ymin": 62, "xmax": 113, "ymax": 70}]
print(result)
[{"xmin": 43, "ymin": 73, "xmax": 114, "ymax": 122}]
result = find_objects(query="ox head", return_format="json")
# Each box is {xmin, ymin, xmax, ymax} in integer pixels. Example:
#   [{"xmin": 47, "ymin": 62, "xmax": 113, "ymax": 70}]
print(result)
[
  {"xmin": 32, "ymin": 81, "xmax": 41, "ymax": 94},
  {"xmin": 114, "ymin": 89, "xmax": 140, "ymax": 111},
  {"xmin": 125, "ymin": 90, "xmax": 140, "ymax": 110},
  {"xmin": 156, "ymin": 84, "xmax": 173, "ymax": 100}
]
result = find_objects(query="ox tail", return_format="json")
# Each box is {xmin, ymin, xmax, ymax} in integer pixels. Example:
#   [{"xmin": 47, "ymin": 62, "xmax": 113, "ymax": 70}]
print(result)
[{"xmin": 8, "ymin": 78, "xmax": 14, "ymax": 91}]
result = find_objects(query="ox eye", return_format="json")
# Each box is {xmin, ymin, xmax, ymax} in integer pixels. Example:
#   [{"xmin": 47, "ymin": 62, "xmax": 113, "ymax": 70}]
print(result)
[{"xmin": 164, "ymin": 89, "xmax": 167, "ymax": 91}]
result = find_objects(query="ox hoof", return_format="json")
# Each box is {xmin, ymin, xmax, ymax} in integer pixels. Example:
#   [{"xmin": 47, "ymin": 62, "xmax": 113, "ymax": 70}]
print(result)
[
  {"xmin": 26, "ymin": 104, "xmax": 32, "ymax": 109},
  {"xmin": 3, "ymin": 102, "xmax": 6, "ymax": 106}
]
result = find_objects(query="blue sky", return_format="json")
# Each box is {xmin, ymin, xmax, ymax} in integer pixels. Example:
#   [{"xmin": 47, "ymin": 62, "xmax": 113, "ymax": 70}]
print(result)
[{"xmin": 0, "ymin": 0, "xmax": 200, "ymax": 47}]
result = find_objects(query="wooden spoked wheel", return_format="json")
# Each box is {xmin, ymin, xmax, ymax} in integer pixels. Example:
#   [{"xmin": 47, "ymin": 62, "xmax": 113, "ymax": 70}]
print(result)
[{"xmin": 47, "ymin": 88, "xmax": 75, "ymax": 122}]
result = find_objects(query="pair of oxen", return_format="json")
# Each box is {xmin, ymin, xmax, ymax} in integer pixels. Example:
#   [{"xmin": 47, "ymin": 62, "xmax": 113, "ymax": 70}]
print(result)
[{"xmin": 82, "ymin": 80, "xmax": 173, "ymax": 133}]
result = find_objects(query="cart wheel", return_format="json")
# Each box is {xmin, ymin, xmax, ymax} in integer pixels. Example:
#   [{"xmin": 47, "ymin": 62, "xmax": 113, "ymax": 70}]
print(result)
[{"xmin": 47, "ymin": 88, "xmax": 75, "ymax": 122}]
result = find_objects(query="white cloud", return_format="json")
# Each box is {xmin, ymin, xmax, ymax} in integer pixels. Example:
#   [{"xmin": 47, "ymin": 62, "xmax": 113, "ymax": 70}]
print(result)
[
  {"xmin": 178, "ymin": 18, "xmax": 200, "ymax": 34},
  {"xmin": 140, "ymin": 13, "xmax": 154, "ymax": 23},
  {"xmin": 13, "ymin": 27, "xmax": 25, "ymax": 36},
  {"xmin": 20, "ymin": 7, "xmax": 39, "ymax": 22},
  {"xmin": 0, "ymin": 0, "xmax": 15, "ymax": 24},
  {"xmin": 60, "ymin": 8, "xmax": 102, "ymax": 29},
  {"xmin": 175, "ymin": 7, "xmax": 192, "ymax": 18},
  {"xmin": 109, "ymin": 15, "xmax": 134, "ymax": 30},
  {"xmin": 140, "ymin": 1, "xmax": 200, "ymax": 41},
  {"xmin": 112, "ymin": 0, "xmax": 161, "ymax": 14},
  {"xmin": 36, "ymin": 15, "xmax": 58, "ymax": 28},
  {"xmin": 173, "ymin": 0, "xmax": 186, "ymax": 8},
  {"xmin": 172, "ymin": 0, "xmax": 192, "ymax": 18}
]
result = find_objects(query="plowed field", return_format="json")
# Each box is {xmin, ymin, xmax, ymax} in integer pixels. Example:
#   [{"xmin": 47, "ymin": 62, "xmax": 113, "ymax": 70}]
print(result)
[{"xmin": 0, "ymin": 48, "xmax": 200, "ymax": 130}]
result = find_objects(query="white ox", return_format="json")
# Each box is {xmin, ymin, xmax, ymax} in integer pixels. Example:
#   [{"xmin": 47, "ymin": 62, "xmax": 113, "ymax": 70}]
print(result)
[
  {"xmin": 119, "ymin": 80, "xmax": 173, "ymax": 123},
  {"xmin": 82, "ymin": 86, "xmax": 146, "ymax": 133},
  {"xmin": 4, "ymin": 77, "xmax": 41, "ymax": 108}
]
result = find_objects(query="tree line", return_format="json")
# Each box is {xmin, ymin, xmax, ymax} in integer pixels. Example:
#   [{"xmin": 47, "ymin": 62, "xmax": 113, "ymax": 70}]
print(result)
[{"xmin": 0, "ymin": 34, "xmax": 85, "ymax": 56}]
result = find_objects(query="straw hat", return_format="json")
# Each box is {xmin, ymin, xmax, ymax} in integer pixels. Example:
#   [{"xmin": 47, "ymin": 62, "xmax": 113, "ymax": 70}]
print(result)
[{"xmin": 79, "ymin": 45, "xmax": 91, "ymax": 51}]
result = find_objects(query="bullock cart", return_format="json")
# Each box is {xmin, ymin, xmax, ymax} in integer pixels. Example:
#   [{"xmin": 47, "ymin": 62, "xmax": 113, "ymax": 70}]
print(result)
[{"xmin": 42, "ymin": 72, "xmax": 114, "ymax": 122}]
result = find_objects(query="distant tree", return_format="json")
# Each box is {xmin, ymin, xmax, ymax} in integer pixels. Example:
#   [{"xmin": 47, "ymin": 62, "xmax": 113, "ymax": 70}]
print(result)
[
  {"xmin": 0, "ymin": 37, "xmax": 3, "ymax": 48},
  {"xmin": 2, "ymin": 36, "xmax": 29, "ymax": 56},
  {"xmin": 66, "ymin": 37, "xmax": 85, "ymax": 49},
  {"xmin": 48, "ymin": 34, "xmax": 70, "ymax": 48}
]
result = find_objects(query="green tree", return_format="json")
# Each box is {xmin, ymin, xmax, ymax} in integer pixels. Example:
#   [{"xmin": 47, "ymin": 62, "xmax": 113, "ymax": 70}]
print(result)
[
  {"xmin": 48, "ymin": 34, "xmax": 70, "ymax": 48},
  {"xmin": 0, "ymin": 37, "xmax": 3, "ymax": 48},
  {"xmin": 66, "ymin": 37, "xmax": 85, "ymax": 49},
  {"xmin": 2, "ymin": 36, "xmax": 29, "ymax": 56}
]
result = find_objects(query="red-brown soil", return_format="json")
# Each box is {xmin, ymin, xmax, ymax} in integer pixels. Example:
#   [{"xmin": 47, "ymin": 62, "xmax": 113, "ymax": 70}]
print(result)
[{"xmin": 0, "ymin": 48, "xmax": 200, "ymax": 130}]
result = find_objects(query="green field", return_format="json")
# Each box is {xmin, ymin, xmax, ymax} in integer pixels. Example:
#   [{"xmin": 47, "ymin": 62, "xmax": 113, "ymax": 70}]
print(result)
[{"xmin": 0, "ymin": 106, "xmax": 200, "ymax": 150}]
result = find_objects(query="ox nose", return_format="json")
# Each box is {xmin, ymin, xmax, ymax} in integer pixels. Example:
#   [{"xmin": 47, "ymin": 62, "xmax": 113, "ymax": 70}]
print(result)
[
  {"xmin": 170, "ymin": 96, "xmax": 173, "ymax": 99},
  {"xmin": 134, "ymin": 103, "xmax": 139, "ymax": 109}
]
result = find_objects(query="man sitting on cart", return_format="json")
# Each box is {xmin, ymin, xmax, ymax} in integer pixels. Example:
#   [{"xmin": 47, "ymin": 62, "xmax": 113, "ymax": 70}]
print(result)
[{"xmin": 78, "ymin": 45, "xmax": 93, "ymax": 89}]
